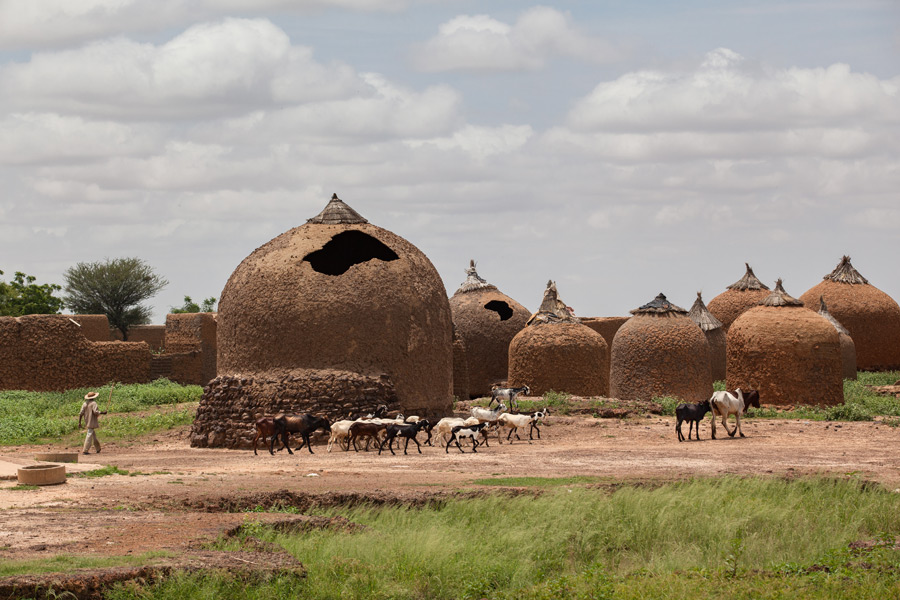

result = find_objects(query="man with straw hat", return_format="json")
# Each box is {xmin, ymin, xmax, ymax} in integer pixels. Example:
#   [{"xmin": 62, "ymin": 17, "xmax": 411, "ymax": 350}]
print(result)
[{"xmin": 78, "ymin": 391, "xmax": 107, "ymax": 455}]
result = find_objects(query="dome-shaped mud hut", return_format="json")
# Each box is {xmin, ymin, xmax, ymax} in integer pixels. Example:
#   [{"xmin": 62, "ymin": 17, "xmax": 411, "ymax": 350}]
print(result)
[
  {"xmin": 449, "ymin": 260, "xmax": 530, "ymax": 398},
  {"xmin": 507, "ymin": 281, "xmax": 608, "ymax": 397},
  {"xmin": 817, "ymin": 296, "xmax": 857, "ymax": 381},
  {"xmin": 688, "ymin": 292, "xmax": 726, "ymax": 382},
  {"xmin": 708, "ymin": 263, "xmax": 770, "ymax": 332},
  {"xmin": 191, "ymin": 194, "xmax": 453, "ymax": 448},
  {"xmin": 610, "ymin": 293, "xmax": 713, "ymax": 403},
  {"xmin": 728, "ymin": 280, "xmax": 842, "ymax": 406},
  {"xmin": 452, "ymin": 324, "xmax": 470, "ymax": 401},
  {"xmin": 799, "ymin": 256, "xmax": 900, "ymax": 371}
]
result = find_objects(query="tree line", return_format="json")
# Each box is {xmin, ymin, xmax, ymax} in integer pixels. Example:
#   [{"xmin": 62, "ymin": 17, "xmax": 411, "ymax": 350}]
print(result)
[{"xmin": 0, "ymin": 257, "xmax": 216, "ymax": 340}]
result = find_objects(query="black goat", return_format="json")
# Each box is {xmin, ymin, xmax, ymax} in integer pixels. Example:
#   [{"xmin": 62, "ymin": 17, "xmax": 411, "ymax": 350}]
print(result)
[
  {"xmin": 270, "ymin": 414, "xmax": 331, "ymax": 455},
  {"xmin": 378, "ymin": 419, "xmax": 431, "ymax": 455},
  {"xmin": 675, "ymin": 400, "xmax": 711, "ymax": 442}
]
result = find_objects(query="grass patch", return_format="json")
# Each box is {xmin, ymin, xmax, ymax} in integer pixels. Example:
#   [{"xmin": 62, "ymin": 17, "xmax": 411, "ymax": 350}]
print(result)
[
  {"xmin": 0, "ymin": 551, "xmax": 174, "ymax": 577},
  {"xmin": 0, "ymin": 378, "xmax": 201, "ymax": 445},
  {"xmin": 471, "ymin": 476, "xmax": 600, "ymax": 487},
  {"xmin": 72, "ymin": 465, "xmax": 131, "ymax": 478},
  {"xmin": 105, "ymin": 476, "xmax": 900, "ymax": 599},
  {"xmin": 6, "ymin": 484, "xmax": 40, "ymax": 491}
]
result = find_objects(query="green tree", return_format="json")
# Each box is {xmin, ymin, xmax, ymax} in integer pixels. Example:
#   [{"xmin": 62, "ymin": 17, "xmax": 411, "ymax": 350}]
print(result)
[
  {"xmin": 0, "ymin": 269, "xmax": 65, "ymax": 316},
  {"xmin": 63, "ymin": 258, "xmax": 168, "ymax": 340},
  {"xmin": 170, "ymin": 295, "xmax": 217, "ymax": 313}
]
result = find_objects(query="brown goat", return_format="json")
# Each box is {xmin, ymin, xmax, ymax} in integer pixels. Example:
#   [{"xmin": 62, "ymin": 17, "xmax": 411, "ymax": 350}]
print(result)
[{"xmin": 252, "ymin": 417, "xmax": 279, "ymax": 456}]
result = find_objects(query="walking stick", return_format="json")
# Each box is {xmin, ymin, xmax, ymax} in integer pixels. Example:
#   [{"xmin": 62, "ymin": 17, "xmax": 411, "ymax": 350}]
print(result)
[{"xmin": 105, "ymin": 383, "xmax": 116, "ymax": 414}]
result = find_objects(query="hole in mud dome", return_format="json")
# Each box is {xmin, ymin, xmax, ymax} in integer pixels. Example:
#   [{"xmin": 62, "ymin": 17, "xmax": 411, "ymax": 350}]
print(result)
[
  {"xmin": 303, "ymin": 230, "xmax": 399, "ymax": 276},
  {"xmin": 484, "ymin": 300, "xmax": 513, "ymax": 321}
]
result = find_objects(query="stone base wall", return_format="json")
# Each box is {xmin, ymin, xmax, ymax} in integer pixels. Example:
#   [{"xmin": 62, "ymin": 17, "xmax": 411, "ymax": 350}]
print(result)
[
  {"xmin": 0, "ymin": 315, "xmax": 150, "ymax": 392},
  {"xmin": 190, "ymin": 368, "xmax": 405, "ymax": 449}
]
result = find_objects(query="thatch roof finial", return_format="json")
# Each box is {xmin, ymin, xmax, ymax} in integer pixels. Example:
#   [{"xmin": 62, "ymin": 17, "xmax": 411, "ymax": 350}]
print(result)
[
  {"xmin": 761, "ymin": 278, "xmax": 803, "ymax": 307},
  {"xmin": 526, "ymin": 280, "xmax": 579, "ymax": 325},
  {"xmin": 726, "ymin": 263, "xmax": 770, "ymax": 291},
  {"xmin": 307, "ymin": 193, "xmax": 369, "ymax": 225},
  {"xmin": 688, "ymin": 291, "xmax": 723, "ymax": 331},
  {"xmin": 817, "ymin": 295, "xmax": 850, "ymax": 335},
  {"xmin": 824, "ymin": 255, "xmax": 868, "ymax": 285},
  {"xmin": 454, "ymin": 259, "xmax": 497, "ymax": 295},
  {"xmin": 631, "ymin": 293, "xmax": 688, "ymax": 316}
]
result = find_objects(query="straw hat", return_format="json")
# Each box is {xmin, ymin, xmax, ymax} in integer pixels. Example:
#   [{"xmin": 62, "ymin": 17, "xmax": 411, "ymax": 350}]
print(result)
[{"xmin": 84, "ymin": 392, "xmax": 99, "ymax": 400}]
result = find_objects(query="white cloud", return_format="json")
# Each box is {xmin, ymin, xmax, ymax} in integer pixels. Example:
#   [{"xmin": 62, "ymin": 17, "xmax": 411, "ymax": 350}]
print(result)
[
  {"xmin": 568, "ymin": 48, "xmax": 900, "ymax": 133},
  {"xmin": 411, "ymin": 6, "xmax": 618, "ymax": 72},
  {"xmin": 0, "ymin": 19, "xmax": 366, "ymax": 120},
  {"xmin": 406, "ymin": 124, "xmax": 533, "ymax": 160},
  {"xmin": 0, "ymin": 0, "xmax": 413, "ymax": 50}
]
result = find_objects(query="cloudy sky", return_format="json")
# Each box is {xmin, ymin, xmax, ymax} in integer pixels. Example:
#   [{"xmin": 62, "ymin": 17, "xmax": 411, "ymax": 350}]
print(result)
[{"xmin": 2, "ymin": 0, "xmax": 898, "ymax": 321}]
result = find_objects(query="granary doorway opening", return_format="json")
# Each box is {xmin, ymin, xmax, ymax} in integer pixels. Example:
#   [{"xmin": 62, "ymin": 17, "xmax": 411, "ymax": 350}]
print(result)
[
  {"xmin": 303, "ymin": 230, "xmax": 399, "ymax": 276},
  {"xmin": 484, "ymin": 300, "xmax": 513, "ymax": 321}
]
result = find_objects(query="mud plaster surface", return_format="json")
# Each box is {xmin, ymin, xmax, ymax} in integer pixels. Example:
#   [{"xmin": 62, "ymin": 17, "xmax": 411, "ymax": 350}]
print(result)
[{"xmin": 2, "ymin": 415, "xmax": 899, "ymax": 563}]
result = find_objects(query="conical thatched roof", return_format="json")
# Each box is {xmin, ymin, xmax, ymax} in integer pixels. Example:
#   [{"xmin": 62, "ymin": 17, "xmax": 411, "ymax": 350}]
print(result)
[
  {"xmin": 688, "ymin": 292, "xmax": 723, "ymax": 331},
  {"xmin": 454, "ymin": 260, "xmax": 497, "ymax": 295},
  {"xmin": 760, "ymin": 279, "xmax": 803, "ymax": 307},
  {"xmin": 307, "ymin": 193, "xmax": 368, "ymax": 225},
  {"xmin": 526, "ymin": 281, "xmax": 579, "ymax": 325},
  {"xmin": 630, "ymin": 293, "xmax": 687, "ymax": 316},
  {"xmin": 817, "ymin": 296, "xmax": 850, "ymax": 336},
  {"xmin": 727, "ymin": 263, "xmax": 770, "ymax": 291},
  {"xmin": 823, "ymin": 255, "xmax": 868, "ymax": 285}
]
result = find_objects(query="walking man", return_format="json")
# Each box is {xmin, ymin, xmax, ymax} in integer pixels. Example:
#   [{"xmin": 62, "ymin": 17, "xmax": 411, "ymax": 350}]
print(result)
[{"xmin": 79, "ymin": 391, "xmax": 106, "ymax": 455}]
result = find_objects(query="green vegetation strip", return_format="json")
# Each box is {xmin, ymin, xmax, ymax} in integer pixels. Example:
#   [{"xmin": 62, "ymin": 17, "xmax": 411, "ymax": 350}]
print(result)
[
  {"xmin": 0, "ymin": 551, "xmax": 174, "ymax": 578},
  {"xmin": 99, "ymin": 476, "xmax": 900, "ymax": 600},
  {"xmin": 0, "ymin": 378, "xmax": 201, "ymax": 445}
]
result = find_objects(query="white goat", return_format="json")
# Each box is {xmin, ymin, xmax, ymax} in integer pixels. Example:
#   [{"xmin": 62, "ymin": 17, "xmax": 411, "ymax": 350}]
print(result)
[
  {"xmin": 709, "ymin": 389, "xmax": 760, "ymax": 439},
  {"xmin": 327, "ymin": 419, "xmax": 356, "ymax": 452},
  {"xmin": 471, "ymin": 403, "xmax": 506, "ymax": 423},
  {"xmin": 497, "ymin": 408, "xmax": 549, "ymax": 443}
]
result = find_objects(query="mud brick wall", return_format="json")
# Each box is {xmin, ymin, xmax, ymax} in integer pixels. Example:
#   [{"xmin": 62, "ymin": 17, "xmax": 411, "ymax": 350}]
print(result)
[
  {"xmin": 164, "ymin": 313, "xmax": 217, "ymax": 385},
  {"xmin": 112, "ymin": 325, "xmax": 166, "ymax": 351},
  {"xmin": 64, "ymin": 314, "xmax": 111, "ymax": 342},
  {"xmin": 581, "ymin": 317, "xmax": 630, "ymax": 349},
  {"xmin": 0, "ymin": 315, "xmax": 151, "ymax": 391},
  {"xmin": 190, "ymin": 368, "xmax": 404, "ymax": 449}
]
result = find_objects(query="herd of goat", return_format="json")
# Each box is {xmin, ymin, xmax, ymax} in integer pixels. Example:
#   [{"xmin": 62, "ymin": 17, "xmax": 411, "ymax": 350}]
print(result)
[
  {"xmin": 253, "ymin": 385, "xmax": 541, "ymax": 456},
  {"xmin": 251, "ymin": 385, "xmax": 763, "ymax": 455}
]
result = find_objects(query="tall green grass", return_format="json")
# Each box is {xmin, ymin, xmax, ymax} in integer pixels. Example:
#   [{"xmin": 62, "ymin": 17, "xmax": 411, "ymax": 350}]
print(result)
[
  {"xmin": 0, "ymin": 378, "xmax": 201, "ymax": 445},
  {"xmin": 105, "ymin": 476, "xmax": 900, "ymax": 600}
]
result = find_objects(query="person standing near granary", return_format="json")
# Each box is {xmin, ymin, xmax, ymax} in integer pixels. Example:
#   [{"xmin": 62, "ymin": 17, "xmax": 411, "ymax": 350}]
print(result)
[{"xmin": 79, "ymin": 392, "xmax": 107, "ymax": 455}]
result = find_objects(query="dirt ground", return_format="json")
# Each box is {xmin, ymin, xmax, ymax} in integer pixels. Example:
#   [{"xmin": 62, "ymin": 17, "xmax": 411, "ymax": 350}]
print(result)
[{"xmin": 2, "ymin": 413, "xmax": 899, "ymax": 568}]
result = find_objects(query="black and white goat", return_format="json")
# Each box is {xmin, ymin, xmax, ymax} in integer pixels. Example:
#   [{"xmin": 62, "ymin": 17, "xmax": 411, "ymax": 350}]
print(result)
[
  {"xmin": 378, "ymin": 419, "xmax": 431, "ymax": 455},
  {"xmin": 488, "ymin": 385, "xmax": 530, "ymax": 411},
  {"xmin": 445, "ymin": 422, "xmax": 490, "ymax": 453}
]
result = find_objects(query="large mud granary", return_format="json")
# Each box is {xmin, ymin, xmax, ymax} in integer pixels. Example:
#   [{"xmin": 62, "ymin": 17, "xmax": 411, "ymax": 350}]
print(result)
[{"xmin": 191, "ymin": 194, "xmax": 454, "ymax": 448}]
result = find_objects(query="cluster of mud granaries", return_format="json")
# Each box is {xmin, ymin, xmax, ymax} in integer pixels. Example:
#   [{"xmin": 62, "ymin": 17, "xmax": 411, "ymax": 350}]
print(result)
[{"xmin": 4, "ymin": 195, "xmax": 899, "ymax": 449}]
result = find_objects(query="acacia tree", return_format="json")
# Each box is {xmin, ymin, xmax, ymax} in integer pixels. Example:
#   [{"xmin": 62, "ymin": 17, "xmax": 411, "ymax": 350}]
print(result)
[
  {"xmin": 0, "ymin": 269, "xmax": 65, "ymax": 316},
  {"xmin": 170, "ymin": 295, "xmax": 217, "ymax": 313},
  {"xmin": 63, "ymin": 258, "xmax": 168, "ymax": 340}
]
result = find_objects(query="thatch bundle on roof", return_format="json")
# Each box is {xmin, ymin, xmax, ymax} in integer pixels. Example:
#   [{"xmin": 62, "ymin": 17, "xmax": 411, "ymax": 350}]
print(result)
[
  {"xmin": 610, "ymin": 293, "xmax": 712, "ymax": 403},
  {"xmin": 688, "ymin": 292, "xmax": 726, "ymax": 381},
  {"xmin": 449, "ymin": 260, "xmax": 529, "ymax": 398},
  {"xmin": 508, "ymin": 281, "xmax": 608, "ymax": 396},
  {"xmin": 708, "ymin": 263, "xmax": 771, "ymax": 332},
  {"xmin": 799, "ymin": 256, "xmax": 900, "ymax": 371},
  {"xmin": 194, "ymin": 193, "xmax": 453, "ymax": 447},
  {"xmin": 818, "ymin": 296, "xmax": 857, "ymax": 380},
  {"xmin": 728, "ymin": 279, "xmax": 842, "ymax": 406}
]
